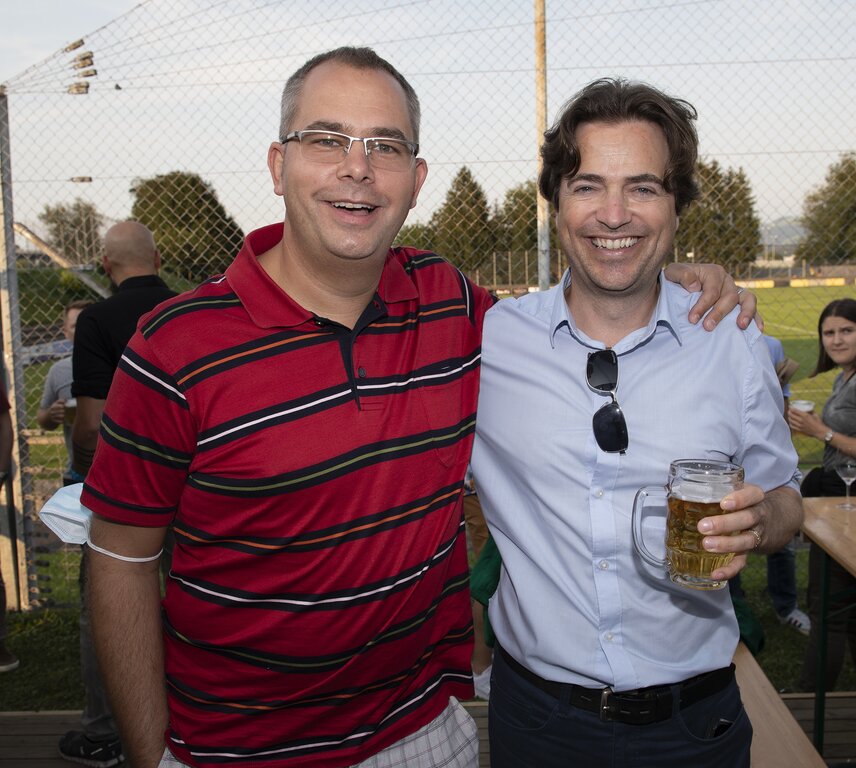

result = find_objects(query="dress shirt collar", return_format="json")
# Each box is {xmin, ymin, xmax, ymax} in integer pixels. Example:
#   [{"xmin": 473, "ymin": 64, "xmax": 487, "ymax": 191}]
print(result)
[{"xmin": 548, "ymin": 268, "xmax": 685, "ymax": 353}]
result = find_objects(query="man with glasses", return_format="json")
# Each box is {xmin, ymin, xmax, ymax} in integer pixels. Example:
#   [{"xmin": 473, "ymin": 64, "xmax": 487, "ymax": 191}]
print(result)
[
  {"xmin": 83, "ymin": 49, "xmax": 756, "ymax": 768},
  {"xmin": 470, "ymin": 79, "xmax": 803, "ymax": 767}
]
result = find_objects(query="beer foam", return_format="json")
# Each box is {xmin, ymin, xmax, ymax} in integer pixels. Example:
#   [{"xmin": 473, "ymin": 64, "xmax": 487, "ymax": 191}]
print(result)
[{"xmin": 671, "ymin": 474, "xmax": 733, "ymax": 503}]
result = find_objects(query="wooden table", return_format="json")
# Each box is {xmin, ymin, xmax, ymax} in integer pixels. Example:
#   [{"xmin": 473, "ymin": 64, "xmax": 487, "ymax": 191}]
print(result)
[{"xmin": 801, "ymin": 496, "xmax": 856, "ymax": 752}]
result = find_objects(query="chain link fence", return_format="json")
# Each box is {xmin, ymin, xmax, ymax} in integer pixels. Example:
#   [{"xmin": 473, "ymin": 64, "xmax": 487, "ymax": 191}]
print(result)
[{"xmin": 1, "ymin": 0, "xmax": 854, "ymax": 609}]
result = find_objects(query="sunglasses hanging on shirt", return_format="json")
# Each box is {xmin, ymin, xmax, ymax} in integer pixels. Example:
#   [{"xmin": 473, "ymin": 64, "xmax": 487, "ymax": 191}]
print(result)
[{"xmin": 586, "ymin": 349, "xmax": 629, "ymax": 454}]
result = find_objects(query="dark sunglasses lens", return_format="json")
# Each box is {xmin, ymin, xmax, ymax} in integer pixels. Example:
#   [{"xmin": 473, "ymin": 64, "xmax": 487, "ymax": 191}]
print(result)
[
  {"xmin": 592, "ymin": 401, "xmax": 628, "ymax": 453},
  {"xmin": 587, "ymin": 350, "xmax": 618, "ymax": 392}
]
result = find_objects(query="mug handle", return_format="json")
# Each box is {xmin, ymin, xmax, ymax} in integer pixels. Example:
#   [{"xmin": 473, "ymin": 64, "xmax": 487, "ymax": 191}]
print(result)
[{"xmin": 632, "ymin": 485, "xmax": 667, "ymax": 568}]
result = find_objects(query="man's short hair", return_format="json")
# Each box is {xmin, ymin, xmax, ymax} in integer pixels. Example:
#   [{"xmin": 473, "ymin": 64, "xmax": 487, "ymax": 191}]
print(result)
[
  {"xmin": 538, "ymin": 78, "xmax": 701, "ymax": 215},
  {"xmin": 279, "ymin": 46, "xmax": 421, "ymax": 144}
]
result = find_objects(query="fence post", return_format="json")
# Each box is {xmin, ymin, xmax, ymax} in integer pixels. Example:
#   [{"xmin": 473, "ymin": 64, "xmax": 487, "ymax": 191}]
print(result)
[
  {"xmin": 534, "ymin": 0, "xmax": 550, "ymax": 291},
  {"xmin": 0, "ymin": 88, "xmax": 33, "ymax": 611}
]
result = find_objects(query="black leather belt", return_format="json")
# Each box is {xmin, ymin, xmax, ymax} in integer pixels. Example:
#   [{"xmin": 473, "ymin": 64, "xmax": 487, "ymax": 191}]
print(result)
[{"xmin": 498, "ymin": 646, "xmax": 735, "ymax": 725}]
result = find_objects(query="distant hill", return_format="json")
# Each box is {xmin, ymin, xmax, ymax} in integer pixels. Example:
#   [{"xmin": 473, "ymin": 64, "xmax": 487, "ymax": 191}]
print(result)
[{"xmin": 761, "ymin": 217, "xmax": 805, "ymax": 247}]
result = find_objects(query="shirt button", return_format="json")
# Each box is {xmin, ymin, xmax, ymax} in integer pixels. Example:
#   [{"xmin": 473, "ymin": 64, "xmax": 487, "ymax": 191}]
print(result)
[
  {"xmin": 358, "ymin": 367, "xmax": 366, "ymax": 378},
  {"xmin": 595, "ymin": 489, "xmax": 604, "ymax": 498},
  {"xmin": 598, "ymin": 560, "xmax": 609, "ymax": 570},
  {"xmin": 604, "ymin": 632, "xmax": 614, "ymax": 642}
]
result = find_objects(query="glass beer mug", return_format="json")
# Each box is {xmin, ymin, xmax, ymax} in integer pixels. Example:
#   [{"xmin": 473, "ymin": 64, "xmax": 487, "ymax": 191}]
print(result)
[{"xmin": 632, "ymin": 459, "xmax": 744, "ymax": 590}]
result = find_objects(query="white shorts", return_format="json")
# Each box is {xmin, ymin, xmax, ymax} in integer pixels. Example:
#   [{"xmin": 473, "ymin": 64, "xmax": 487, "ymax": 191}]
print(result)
[{"xmin": 158, "ymin": 696, "xmax": 479, "ymax": 768}]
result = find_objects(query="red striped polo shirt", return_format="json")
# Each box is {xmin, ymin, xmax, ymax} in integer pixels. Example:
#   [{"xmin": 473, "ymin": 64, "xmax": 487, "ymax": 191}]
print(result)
[{"xmin": 81, "ymin": 223, "xmax": 493, "ymax": 767}]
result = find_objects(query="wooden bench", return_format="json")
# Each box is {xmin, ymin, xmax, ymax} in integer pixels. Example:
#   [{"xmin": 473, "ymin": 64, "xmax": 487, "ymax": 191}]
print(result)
[
  {"xmin": 733, "ymin": 642, "xmax": 826, "ymax": 767},
  {"xmin": 462, "ymin": 643, "xmax": 827, "ymax": 767}
]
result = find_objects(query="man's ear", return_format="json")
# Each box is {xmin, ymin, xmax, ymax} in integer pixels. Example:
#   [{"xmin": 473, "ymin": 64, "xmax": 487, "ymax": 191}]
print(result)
[
  {"xmin": 409, "ymin": 158, "xmax": 429, "ymax": 210},
  {"xmin": 268, "ymin": 142, "xmax": 286, "ymax": 197}
]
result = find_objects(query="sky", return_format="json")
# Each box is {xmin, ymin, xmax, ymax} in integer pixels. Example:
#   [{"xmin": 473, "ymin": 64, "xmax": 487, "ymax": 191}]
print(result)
[
  {"xmin": 0, "ymin": 1, "xmax": 139, "ymax": 84},
  {"xmin": 2, "ymin": 1, "xmax": 852, "ymax": 236}
]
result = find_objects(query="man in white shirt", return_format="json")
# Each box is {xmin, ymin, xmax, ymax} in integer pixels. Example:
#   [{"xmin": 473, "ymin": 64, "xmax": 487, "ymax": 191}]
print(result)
[{"xmin": 472, "ymin": 78, "xmax": 803, "ymax": 768}]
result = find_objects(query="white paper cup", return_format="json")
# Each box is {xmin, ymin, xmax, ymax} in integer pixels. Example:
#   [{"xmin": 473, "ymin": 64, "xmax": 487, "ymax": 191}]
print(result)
[{"xmin": 790, "ymin": 400, "xmax": 814, "ymax": 413}]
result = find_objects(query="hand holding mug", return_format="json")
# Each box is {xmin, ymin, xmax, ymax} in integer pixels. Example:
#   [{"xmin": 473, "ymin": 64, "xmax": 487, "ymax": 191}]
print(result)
[
  {"xmin": 695, "ymin": 482, "xmax": 766, "ymax": 581},
  {"xmin": 632, "ymin": 459, "xmax": 760, "ymax": 590},
  {"xmin": 47, "ymin": 399, "xmax": 66, "ymax": 426},
  {"xmin": 787, "ymin": 404, "xmax": 822, "ymax": 437}
]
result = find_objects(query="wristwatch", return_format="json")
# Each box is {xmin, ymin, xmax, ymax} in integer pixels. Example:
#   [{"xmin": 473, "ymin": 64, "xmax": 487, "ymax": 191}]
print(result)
[{"xmin": 823, "ymin": 430, "xmax": 835, "ymax": 443}]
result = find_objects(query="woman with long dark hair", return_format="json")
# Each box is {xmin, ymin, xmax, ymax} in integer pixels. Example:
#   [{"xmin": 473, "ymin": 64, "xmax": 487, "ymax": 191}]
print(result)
[{"xmin": 788, "ymin": 297, "xmax": 856, "ymax": 690}]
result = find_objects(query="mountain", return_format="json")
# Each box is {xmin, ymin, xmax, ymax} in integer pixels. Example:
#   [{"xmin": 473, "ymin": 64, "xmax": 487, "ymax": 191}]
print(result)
[{"xmin": 761, "ymin": 217, "xmax": 805, "ymax": 247}]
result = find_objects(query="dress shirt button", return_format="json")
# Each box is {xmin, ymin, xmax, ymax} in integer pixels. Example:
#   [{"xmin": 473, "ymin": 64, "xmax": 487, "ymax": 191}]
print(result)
[
  {"xmin": 604, "ymin": 632, "xmax": 614, "ymax": 642},
  {"xmin": 598, "ymin": 560, "xmax": 609, "ymax": 570},
  {"xmin": 595, "ymin": 489, "xmax": 604, "ymax": 498},
  {"xmin": 358, "ymin": 367, "xmax": 367, "ymax": 378}
]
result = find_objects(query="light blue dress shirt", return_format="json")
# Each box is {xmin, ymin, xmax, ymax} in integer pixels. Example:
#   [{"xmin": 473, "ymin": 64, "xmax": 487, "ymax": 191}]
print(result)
[{"xmin": 471, "ymin": 270, "xmax": 800, "ymax": 691}]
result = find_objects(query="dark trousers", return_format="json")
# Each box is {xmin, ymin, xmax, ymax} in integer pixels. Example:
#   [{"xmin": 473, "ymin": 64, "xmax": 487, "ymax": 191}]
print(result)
[
  {"xmin": 799, "ymin": 542, "xmax": 856, "ymax": 691},
  {"xmin": 488, "ymin": 648, "xmax": 752, "ymax": 768},
  {"xmin": 798, "ymin": 468, "xmax": 856, "ymax": 691}
]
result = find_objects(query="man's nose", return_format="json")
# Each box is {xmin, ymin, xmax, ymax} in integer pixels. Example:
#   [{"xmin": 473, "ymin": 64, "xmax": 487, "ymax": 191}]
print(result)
[
  {"xmin": 597, "ymin": 191, "xmax": 632, "ymax": 228},
  {"xmin": 337, "ymin": 138, "xmax": 374, "ymax": 179}
]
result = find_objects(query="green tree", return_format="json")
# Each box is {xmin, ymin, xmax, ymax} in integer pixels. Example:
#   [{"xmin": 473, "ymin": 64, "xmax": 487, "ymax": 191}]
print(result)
[
  {"xmin": 130, "ymin": 172, "xmax": 244, "ymax": 284},
  {"xmin": 38, "ymin": 198, "xmax": 104, "ymax": 265},
  {"xmin": 428, "ymin": 166, "xmax": 493, "ymax": 271},
  {"xmin": 796, "ymin": 152, "xmax": 856, "ymax": 264},
  {"xmin": 493, "ymin": 180, "xmax": 538, "ymax": 254},
  {"xmin": 674, "ymin": 160, "xmax": 762, "ymax": 272},
  {"xmin": 395, "ymin": 221, "xmax": 436, "ymax": 251}
]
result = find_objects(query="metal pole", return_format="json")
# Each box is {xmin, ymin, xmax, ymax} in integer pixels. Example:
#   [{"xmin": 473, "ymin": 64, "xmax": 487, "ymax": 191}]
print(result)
[
  {"xmin": 534, "ymin": 0, "xmax": 551, "ymax": 290},
  {"xmin": 0, "ymin": 88, "xmax": 32, "ymax": 611}
]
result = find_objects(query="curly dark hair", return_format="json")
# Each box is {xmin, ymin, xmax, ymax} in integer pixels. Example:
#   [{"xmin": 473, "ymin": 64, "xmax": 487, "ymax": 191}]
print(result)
[
  {"xmin": 538, "ymin": 78, "xmax": 700, "ymax": 215},
  {"xmin": 811, "ymin": 297, "xmax": 856, "ymax": 376}
]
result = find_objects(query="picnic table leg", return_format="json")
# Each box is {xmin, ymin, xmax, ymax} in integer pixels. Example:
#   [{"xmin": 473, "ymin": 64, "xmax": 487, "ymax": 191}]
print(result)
[{"xmin": 812, "ymin": 549, "xmax": 829, "ymax": 752}]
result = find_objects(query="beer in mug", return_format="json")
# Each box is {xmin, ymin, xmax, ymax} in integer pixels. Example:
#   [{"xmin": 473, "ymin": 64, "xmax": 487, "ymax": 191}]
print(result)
[{"xmin": 632, "ymin": 459, "xmax": 744, "ymax": 590}]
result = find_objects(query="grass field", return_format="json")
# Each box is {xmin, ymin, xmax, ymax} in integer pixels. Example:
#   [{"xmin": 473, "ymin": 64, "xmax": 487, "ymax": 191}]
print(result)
[{"xmin": 752, "ymin": 284, "xmax": 853, "ymax": 466}]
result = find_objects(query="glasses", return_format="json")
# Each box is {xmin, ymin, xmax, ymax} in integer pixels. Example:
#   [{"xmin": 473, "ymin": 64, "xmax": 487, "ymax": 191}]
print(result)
[
  {"xmin": 586, "ymin": 349, "xmax": 628, "ymax": 454},
  {"xmin": 281, "ymin": 130, "xmax": 418, "ymax": 172}
]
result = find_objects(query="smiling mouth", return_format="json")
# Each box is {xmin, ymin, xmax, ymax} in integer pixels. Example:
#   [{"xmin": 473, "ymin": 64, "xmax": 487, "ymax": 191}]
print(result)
[
  {"xmin": 331, "ymin": 201, "xmax": 377, "ymax": 214},
  {"xmin": 592, "ymin": 237, "xmax": 639, "ymax": 249}
]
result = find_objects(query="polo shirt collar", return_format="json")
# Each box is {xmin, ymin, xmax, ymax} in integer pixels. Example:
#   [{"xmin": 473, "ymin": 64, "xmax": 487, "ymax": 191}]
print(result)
[
  {"xmin": 225, "ymin": 223, "xmax": 417, "ymax": 329},
  {"xmin": 548, "ymin": 268, "xmax": 682, "ymax": 352}
]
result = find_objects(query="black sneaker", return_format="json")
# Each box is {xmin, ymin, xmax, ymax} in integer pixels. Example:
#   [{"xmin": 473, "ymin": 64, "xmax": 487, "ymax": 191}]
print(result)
[{"xmin": 58, "ymin": 730, "xmax": 125, "ymax": 768}]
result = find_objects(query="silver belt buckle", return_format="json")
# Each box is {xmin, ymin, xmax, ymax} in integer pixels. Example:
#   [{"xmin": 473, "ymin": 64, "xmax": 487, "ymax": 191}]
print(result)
[{"xmin": 599, "ymin": 687, "xmax": 615, "ymax": 721}]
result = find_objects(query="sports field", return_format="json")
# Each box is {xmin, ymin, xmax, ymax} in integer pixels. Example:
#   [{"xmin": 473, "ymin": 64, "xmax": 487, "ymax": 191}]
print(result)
[{"xmin": 752, "ymin": 284, "xmax": 853, "ymax": 466}]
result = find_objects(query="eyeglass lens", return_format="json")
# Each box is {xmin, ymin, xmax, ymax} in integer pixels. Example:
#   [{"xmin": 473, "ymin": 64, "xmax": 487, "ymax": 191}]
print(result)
[
  {"xmin": 586, "ymin": 350, "xmax": 628, "ymax": 453},
  {"xmin": 289, "ymin": 131, "xmax": 414, "ymax": 171}
]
